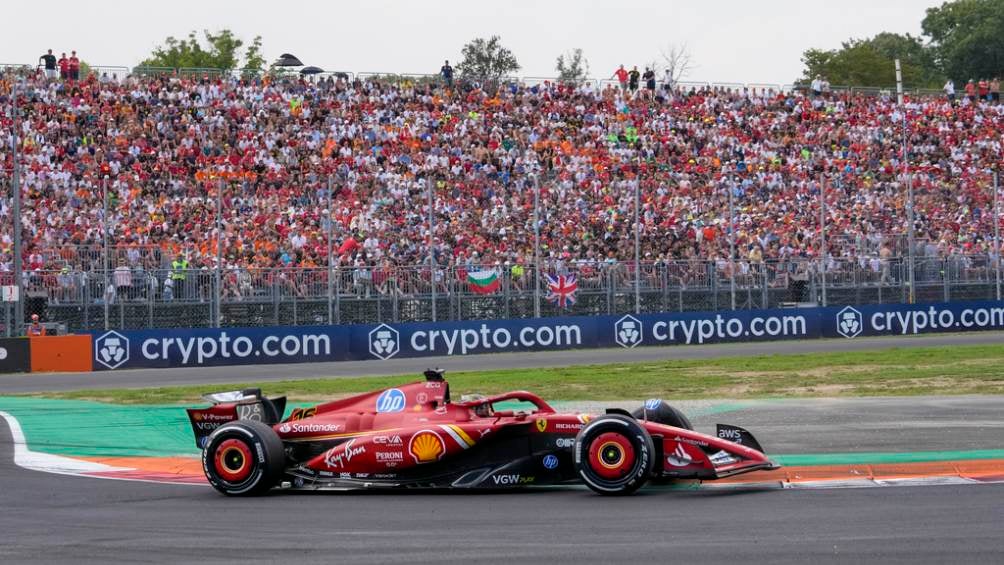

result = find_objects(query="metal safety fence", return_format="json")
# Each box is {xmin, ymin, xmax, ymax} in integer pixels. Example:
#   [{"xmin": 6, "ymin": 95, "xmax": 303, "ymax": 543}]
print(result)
[{"xmin": 3, "ymin": 255, "xmax": 1000, "ymax": 335}]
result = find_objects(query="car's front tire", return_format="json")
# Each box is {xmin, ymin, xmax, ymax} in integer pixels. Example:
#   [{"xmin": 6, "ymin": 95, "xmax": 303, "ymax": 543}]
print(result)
[
  {"xmin": 202, "ymin": 420, "xmax": 284, "ymax": 496},
  {"xmin": 574, "ymin": 414, "xmax": 654, "ymax": 495}
]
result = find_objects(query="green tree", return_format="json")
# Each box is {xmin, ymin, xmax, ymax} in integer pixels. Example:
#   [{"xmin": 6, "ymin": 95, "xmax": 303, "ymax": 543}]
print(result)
[
  {"xmin": 922, "ymin": 0, "xmax": 1004, "ymax": 82},
  {"xmin": 457, "ymin": 35, "xmax": 521, "ymax": 91},
  {"xmin": 243, "ymin": 35, "xmax": 266, "ymax": 75},
  {"xmin": 798, "ymin": 33, "xmax": 942, "ymax": 88},
  {"xmin": 139, "ymin": 29, "xmax": 264, "ymax": 72},
  {"xmin": 556, "ymin": 48, "xmax": 590, "ymax": 83}
]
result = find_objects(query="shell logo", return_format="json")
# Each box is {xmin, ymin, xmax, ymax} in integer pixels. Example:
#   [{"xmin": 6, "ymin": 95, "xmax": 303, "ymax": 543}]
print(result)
[{"xmin": 409, "ymin": 430, "xmax": 445, "ymax": 464}]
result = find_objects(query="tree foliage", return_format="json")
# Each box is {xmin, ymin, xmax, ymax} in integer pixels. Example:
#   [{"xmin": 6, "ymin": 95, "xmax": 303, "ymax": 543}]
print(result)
[
  {"xmin": 457, "ymin": 35, "xmax": 521, "ymax": 89},
  {"xmin": 556, "ymin": 48, "xmax": 590, "ymax": 83},
  {"xmin": 140, "ymin": 29, "xmax": 264, "ymax": 72},
  {"xmin": 800, "ymin": 0, "xmax": 1004, "ymax": 88},
  {"xmin": 922, "ymin": 0, "xmax": 1004, "ymax": 82},
  {"xmin": 799, "ymin": 33, "xmax": 942, "ymax": 88}
]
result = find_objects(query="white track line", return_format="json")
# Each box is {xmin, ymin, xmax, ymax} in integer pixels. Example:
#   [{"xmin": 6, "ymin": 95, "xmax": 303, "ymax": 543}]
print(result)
[{"xmin": 0, "ymin": 410, "xmax": 132, "ymax": 476}]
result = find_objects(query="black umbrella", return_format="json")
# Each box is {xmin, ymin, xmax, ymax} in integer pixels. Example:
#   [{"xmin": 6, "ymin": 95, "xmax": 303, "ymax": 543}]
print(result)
[
  {"xmin": 274, "ymin": 53, "xmax": 303, "ymax": 67},
  {"xmin": 299, "ymin": 66, "xmax": 324, "ymax": 75}
]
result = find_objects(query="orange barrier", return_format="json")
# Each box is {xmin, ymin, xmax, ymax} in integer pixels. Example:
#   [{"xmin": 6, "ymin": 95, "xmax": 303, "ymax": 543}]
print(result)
[{"xmin": 29, "ymin": 335, "xmax": 92, "ymax": 373}]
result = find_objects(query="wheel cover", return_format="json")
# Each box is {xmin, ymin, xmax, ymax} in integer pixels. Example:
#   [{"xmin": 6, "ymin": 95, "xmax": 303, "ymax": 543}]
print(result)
[
  {"xmin": 587, "ymin": 432, "xmax": 636, "ymax": 480},
  {"xmin": 214, "ymin": 438, "xmax": 253, "ymax": 483}
]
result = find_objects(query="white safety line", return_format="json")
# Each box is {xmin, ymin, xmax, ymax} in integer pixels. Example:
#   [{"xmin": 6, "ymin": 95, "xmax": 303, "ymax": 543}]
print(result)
[{"xmin": 0, "ymin": 410, "xmax": 133, "ymax": 476}]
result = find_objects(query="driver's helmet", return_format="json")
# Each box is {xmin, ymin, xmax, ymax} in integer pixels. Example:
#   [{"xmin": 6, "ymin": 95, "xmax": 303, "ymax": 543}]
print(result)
[{"xmin": 460, "ymin": 394, "xmax": 491, "ymax": 417}]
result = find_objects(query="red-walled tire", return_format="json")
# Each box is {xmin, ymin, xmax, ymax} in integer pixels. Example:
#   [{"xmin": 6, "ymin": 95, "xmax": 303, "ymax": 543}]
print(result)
[
  {"xmin": 202, "ymin": 420, "xmax": 284, "ymax": 496},
  {"xmin": 574, "ymin": 414, "xmax": 655, "ymax": 495}
]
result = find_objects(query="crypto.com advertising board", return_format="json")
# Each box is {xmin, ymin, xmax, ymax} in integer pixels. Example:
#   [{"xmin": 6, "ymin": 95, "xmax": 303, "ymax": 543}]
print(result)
[{"xmin": 86, "ymin": 300, "xmax": 1004, "ymax": 370}]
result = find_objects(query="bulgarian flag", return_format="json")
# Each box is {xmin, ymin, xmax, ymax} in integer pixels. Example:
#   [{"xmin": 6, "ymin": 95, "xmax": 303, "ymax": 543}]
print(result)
[{"xmin": 467, "ymin": 268, "xmax": 501, "ymax": 294}]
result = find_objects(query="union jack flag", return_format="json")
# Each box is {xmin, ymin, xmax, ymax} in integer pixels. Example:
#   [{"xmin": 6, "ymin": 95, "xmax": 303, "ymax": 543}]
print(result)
[{"xmin": 545, "ymin": 274, "xmax": 578, "ymax": 308}]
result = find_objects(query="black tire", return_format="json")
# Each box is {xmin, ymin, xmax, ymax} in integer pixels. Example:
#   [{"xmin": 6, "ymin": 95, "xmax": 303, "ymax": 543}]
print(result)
[
  {"xmin": 574, "ymin": 414, "xmax": 655, "ymax": 495},
  {"xmin": 202, "ymin": 420, "xmax": 285, "ymax": 496},
  {"xmin": 632, "ymin": 399, "xmax": 694, "ymax": 431}
]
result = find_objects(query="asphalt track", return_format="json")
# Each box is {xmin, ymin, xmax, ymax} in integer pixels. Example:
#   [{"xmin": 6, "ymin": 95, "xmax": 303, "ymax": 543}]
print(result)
[
  {"xmin": 2, "ymin": 419, "xmax": 1003, "ymax": 564},
  {"xmin": 2, "ymin": 331, "xmax": 1004, "ymax": 393},
  {"xmin": 2, "ymin": 333, "xmax": 1003, "ymax": 563}
]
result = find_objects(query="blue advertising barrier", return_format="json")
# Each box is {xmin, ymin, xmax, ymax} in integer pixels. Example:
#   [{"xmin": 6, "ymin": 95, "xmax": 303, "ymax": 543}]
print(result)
[{"xmin": 88, "ymin": 300, "xmax": 1004, "ymax": 371}]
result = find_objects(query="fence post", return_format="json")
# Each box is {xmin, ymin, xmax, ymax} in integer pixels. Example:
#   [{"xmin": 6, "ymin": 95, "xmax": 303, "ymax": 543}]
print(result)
[
  {"xmin": 335, "ymin": 267, "xmax": 341, "ymax": 325},
  {"xmin": 943, "ymin": 260, "xmax": 950, "ymax": 302},
  {"xmin": 273, "ymin": 273, "xmax": 279, "ymax": 325},
  {"xmin": 327, "ymin": 175, "xmax": 334, "ymax": 325},
  {"xmin": 995, "ymin": 171, "xmax": 1001, "ymax": 301},
  {"xmin": 533, "ymin": 174, "xmax": 541, "ymax": 318},
  {"xmin": 428, "ymin": 177, "xmax": 437, "ymax": 322},
  {"xmin": 100, "ymin": 179, "xmax": 108, "ymax": 330},
  {"xmin": 148, "ymin": 277, "xmax": 154, "ymax": 329},
  {"xmin": 605, "ymin": 268, "xmax": 612, "ymax": 315},
  {"xmin": 215, "ymin": 179, "xmax": 224, "ymax": 328},
  {"xmin": 728, "ymin": 175, "xmax": 736, "ymax": 310}
]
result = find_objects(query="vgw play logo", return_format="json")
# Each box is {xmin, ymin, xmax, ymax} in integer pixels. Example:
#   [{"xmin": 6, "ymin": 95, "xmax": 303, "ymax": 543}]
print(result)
[{"xmin": 95, "ymin": 330, "xmax": 130, "ymax": 369}]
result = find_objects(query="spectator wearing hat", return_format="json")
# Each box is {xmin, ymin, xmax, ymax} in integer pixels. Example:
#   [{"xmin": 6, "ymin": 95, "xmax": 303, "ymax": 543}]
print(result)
[{"xmin": 27, "ymin": 314, "xmax": 44, "ymax": 336}]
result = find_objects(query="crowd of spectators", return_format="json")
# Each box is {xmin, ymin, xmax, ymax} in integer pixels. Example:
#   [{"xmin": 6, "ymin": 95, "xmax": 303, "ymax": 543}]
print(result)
[{"xmin": 1, "ymin": 63, "xmax": 1003, "ymax": 297}]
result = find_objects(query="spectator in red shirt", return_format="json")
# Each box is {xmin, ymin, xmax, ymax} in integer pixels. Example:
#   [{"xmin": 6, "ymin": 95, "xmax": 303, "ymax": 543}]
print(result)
[
  {"xmin": 612, "ymin": 65, "xmax": 628, "ymax": 91},
  {"xmin": 978, "ymin": 78, "xmax": 989, "ymax": 100},
  {"xmin": 965, "ymin": 79, "xmax": 976, "ymax": 101},
  {"xmin": 57, "ymin": 52, "xmax": 69, "ymax": 80},
  {"xmin": 68, "ymin": 50, "xmax": 80, "ymax": 80}
]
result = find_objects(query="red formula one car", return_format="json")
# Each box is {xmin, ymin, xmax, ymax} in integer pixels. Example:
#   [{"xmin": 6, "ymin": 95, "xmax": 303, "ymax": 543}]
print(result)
[{"xmin": 187, "ymin": 370, "xmax": 779, "ymax": 496}]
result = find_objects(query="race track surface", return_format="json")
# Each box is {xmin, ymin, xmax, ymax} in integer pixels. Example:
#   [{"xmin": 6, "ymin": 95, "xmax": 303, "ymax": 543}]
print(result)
[
  {"xmin": 3, "ymin": 332, "xmax": 1003, "ymax": 563},
  {"xmin": 3, "ymin": 396, "xmax": 1004, "ymax": 564},
  {"xmin": 2, "ymin": 331, "xmax": 1003, "ymax": 393},
  {"xmin": 1, "ymin": 417, "xmax": 1002, "ymax": 564}
]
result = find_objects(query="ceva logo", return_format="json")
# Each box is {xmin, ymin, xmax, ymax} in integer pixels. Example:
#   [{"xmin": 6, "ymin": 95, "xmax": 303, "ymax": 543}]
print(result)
[
  {"xmin": 614, "ymin": 315, "xmax": 643, "ymax": 348},
  {"xmin": 836, "ymin": 306, "xmax": 863, "ymax": 339},
  {"xmin": 95, "ymin": 330, "xmax": 130, "ymax": 369},
  {"xmin": 369, "ymin": 324, "xmax": 400, "ymax": 360}
]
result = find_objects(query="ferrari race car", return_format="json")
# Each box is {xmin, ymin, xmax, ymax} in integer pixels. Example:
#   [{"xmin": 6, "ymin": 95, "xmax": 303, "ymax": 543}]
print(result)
[{"xmin": 187, "ymin": 370, "xmax": 779, "ymax": 496}]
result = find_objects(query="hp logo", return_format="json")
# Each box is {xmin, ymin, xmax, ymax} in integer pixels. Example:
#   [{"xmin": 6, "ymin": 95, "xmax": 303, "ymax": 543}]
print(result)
[
  {"xmin": 542, "ymin": 454, "xmax": 559, "ymax": 470},
  {"xmin": 375, "ymin": 388, "xmax": 406, "ymax": 413}
]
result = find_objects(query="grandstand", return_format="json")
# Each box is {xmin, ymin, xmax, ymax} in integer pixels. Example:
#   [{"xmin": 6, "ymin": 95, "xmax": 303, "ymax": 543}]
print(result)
[{"xmin": 1, "ymin": 64, "xmax": 1002, "ymax": 332}]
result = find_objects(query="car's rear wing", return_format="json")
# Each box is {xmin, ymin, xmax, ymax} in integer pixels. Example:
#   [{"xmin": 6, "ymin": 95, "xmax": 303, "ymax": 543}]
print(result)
[{"xmin": 186, "ymin": 388, "xmax": 286, "ymax": 448}]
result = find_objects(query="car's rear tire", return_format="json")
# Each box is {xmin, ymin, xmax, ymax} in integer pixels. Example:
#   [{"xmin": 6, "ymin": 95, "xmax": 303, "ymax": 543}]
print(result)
[
  {"xmin": 632, "ymin": 399, "xmax": 693, "ymax": 430},
  {"xmin": 574, "ymin": 414, "xmax": 655, "ymax": 495},
  {"xmin": 203, "ymin": 420, "xmax": 284, "ymax": 496}
]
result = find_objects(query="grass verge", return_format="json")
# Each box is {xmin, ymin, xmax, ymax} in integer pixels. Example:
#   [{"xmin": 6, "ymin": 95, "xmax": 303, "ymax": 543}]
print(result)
[{"xmin": 21, "ymin": 344, "xmax": 1004, "ymax": 405}]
